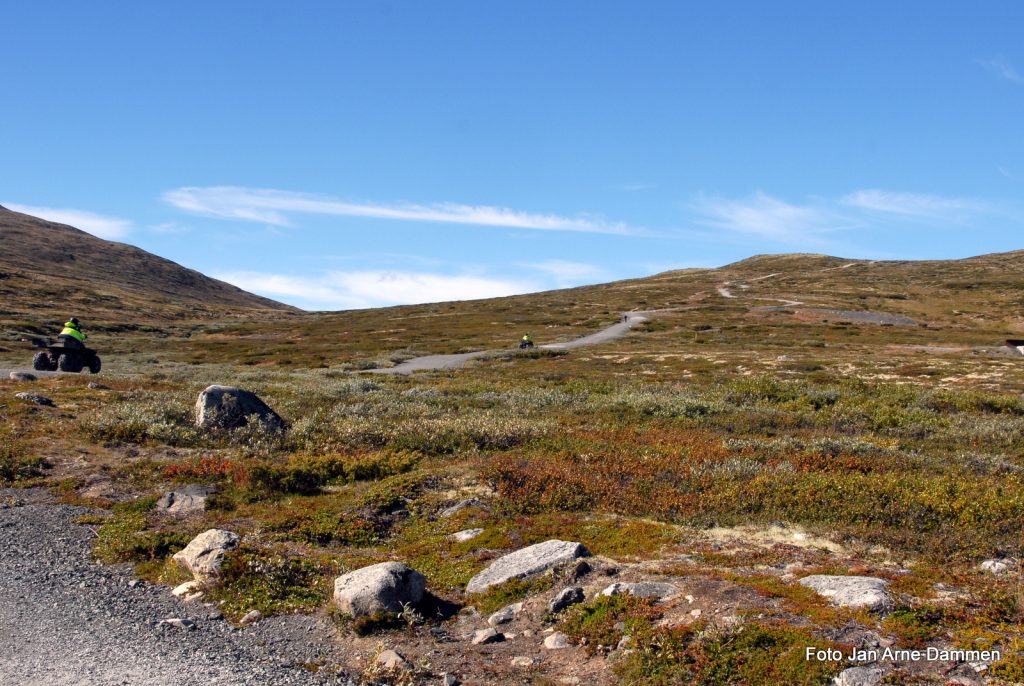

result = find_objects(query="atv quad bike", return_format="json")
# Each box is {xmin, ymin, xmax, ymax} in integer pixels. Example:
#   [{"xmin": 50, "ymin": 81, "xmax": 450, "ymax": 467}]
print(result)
[
  {"xmin": 519, "ymin": 340, "xmax": 535, "ymax": 350},
  {"xmin": 29, "ymin": 337, "xmax": 101, "ymax": 374}
]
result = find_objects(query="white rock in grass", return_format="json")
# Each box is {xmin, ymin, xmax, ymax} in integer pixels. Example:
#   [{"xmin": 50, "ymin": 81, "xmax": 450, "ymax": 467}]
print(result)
[
  {"xmin": 798, "ymin": 575, "xmax": 891, "ymax": 612},
  {"xmin": 332, "ymin": 562, "xmax": 426, "ymax": 618},
  {"xmin": 466, "ymin": 540, "xmax": 589, "ymax": 594},
  {"xmin": 172, "ymin": 529, "xmax": 239, "ymax": 580}
]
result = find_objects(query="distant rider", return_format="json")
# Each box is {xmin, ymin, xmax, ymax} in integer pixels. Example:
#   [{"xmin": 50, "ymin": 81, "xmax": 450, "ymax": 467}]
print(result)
[
  {"xmin": 520, "ymin": 334, "xmax": 534, "ymax": 349},
  {"xmin": 58, "ymin": 317, "xmax": 87, "ymax": 349}
]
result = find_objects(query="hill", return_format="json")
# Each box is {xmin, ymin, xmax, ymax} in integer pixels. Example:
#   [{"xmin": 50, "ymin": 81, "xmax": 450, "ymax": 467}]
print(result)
[{"xmin": 0, "ymin": 204, "xmax": 294, "ymax": 329}]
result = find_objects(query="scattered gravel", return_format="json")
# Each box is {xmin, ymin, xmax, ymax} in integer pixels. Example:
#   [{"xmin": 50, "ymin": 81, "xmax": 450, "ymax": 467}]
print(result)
[{"xmin": 0, "ymin": 488, "xmax": 356, "ymax": 686}]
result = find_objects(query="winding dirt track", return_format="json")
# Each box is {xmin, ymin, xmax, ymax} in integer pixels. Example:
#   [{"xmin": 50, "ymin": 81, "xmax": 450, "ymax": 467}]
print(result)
[{"xmin": 366, "ymin": 312, "xmax": 654, "ymax": 375}]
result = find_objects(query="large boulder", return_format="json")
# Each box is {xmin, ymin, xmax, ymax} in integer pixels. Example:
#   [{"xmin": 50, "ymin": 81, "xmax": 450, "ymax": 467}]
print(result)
[
  {"xmin": 466, "ymin": 540, "xmax": 589, "ymax": 594},
  {"xmin": 172, "ymin": 529, "xmax": 240, "ymax": 580},
  {"xmin": 156, "ymin": 484, "xmax": 213, "ymax": 516},
  {"xmin": 195, "ymin": 385, "xmax": 285, "ymax": 432},
  {"xmin": 332, "ymin": 562, "xmax": 426, "ymax": 617},
  {"xmin": 798, "ymin": 575, "xmax": 891, "ymax": 612}
]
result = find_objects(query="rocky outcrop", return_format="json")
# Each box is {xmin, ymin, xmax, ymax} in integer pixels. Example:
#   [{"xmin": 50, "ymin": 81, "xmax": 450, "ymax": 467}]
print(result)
[
  {"xmin": 798, "ymin": 575, "xmax": 891, "ymax": 612},
  {"xmin": 466, "ymin": 540, "xmax": 590, "ymax": 594},
  {"xmin": 194, "ymin": 385, "xmax": 285, "ymax": 432},
  {"xmin": 332, "ymin": 562, "xmax": 426, "ymax": 618},
  {"xmin": 14, "ymin": 392, "xmax": 53, "ymax": 406},
  {"xmin": 438, "ymin": 498, "xmax": 489, "ymax": 518},
  {"xmin": 448, "ymin": 528, "xmax": 484, "ymax": 543},
  {"xmin": 834, "ymin": 666, "xmax": 884, "ymax": 686},
  {"xmin": 172, "ymin": 529, "xmax": 240, "ymax": 580},
  {"xmin": 156, "ymin": 485, "xmax": 212, "ymax": 516}
]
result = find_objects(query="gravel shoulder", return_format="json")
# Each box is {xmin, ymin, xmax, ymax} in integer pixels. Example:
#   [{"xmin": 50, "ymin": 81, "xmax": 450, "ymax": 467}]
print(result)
[{"xmin": 0, "ymin": 488, "xmax": 354, "ymax": 686}]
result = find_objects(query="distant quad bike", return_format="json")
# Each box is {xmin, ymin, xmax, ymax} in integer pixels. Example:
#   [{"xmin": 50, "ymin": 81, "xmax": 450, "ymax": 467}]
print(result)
[
  {"xmin": 30, "ymin": 337, "xmax": 102, "ymax": 374},
  {"xmin": 519, "ymin": 339, "xmax": 535, "ymax": 350}
]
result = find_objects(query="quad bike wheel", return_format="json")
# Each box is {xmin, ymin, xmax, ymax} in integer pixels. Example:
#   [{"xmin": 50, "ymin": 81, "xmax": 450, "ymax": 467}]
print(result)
[
  {"xmin": 88, "ymin": 356, "xmax": 101, "ymax": 374},
  {"xmin": 58, "ymin": 353, "xmax": 83, "ymax": 373},
  {"xmin": 32, "ymin": 351, "xmax": 52, "ymax": 371}
]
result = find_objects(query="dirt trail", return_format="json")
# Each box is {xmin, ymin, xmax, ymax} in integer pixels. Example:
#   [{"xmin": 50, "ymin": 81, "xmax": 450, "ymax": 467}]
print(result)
[{"xmin": 367, "ymin": 312, "xmax": 654, "ymax": 375}]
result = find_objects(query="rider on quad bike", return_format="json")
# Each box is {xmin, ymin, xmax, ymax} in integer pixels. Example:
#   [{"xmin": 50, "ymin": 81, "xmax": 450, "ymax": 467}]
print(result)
[
  {"xmin": 30, "ymin": 317, "xmax": 102, "ymax": 374},
  {"xmin": 519, "ymin": 334, "xmax": 534, "ymax": 349},
  {"xmin": 59, "ymin": 317, "xmax": 87, "ymax": 349}
]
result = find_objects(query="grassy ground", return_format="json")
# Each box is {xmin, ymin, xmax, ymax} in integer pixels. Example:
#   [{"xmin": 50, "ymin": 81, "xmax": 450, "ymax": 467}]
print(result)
[{"xmin": 2, "ymin": 252, "xmax": 1023, "ymax": 684}]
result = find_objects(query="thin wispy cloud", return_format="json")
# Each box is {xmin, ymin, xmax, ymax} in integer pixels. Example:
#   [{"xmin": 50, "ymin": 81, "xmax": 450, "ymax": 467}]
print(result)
[
  {"xmin": 977, "ymin": 56, "xmax": 1022, "ymax": 83},
  {"xmin": 5, "ymin": 203, "xmax": 133, "ymax": 240},
  {"xmin": 691, "ymin": 191, "xmax": 841, "ymax": 246},
  {"xmin": 214, "ymin": 269, "xmax": 538, "ymax": 310},
  {"xmin": 841, "ymin": 189, "xmax": 988, "ymax": 220},
  {"xmin": 165, "ymin": 186, "xmax": 642, "ymax": 236}
]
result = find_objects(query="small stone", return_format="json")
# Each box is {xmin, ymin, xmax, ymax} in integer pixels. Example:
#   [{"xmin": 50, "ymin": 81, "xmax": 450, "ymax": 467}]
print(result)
[
  {"xmin": 522, "ymin": 629, "xmax": 534, "ymax": 638},
  {"xmin": 487, "ymin": 602, "xmax": 523, "ymax": 626},
  {"xmin": 127, "ymin": 579, "xmax": 142, "ymax": 588},
  {"xmin": 616, "ymin": 635, "xmax": 633, "ymax": 650},
  {"xmin": 184, "ymin": 591, "xmax": 205, "ymax": 602},
  {"xmin": 207, "ymin": 611, "xmax": 224, "ymax": 621},
  {"xmin": 442, "ymin": 675, "xmax": 460, "ymax": 686},
  {"xmin": 544, "ymin": 632, "xmax": 570, "ymax": 649},
  {"xmin": 548, "ymin": 586, "xmax": 584, "ymax": 614},
  {"xmin": 448, "ymin": 528, "xmax": 485, "ymax": 543},
  {"xmin": 162, "ymin": 618, "xmax": 196, "ymax": 631},
  {"xmin": 240, "ymin": 610, "xmax": 262, "ymax": 624},
  {"xmin": 690, "ymin": 609, "xmax": 702, "ymax": 618},
  {"xmin": 87, "ymin": 382, "xmax": 110, "ymax": 390},
  {"xmin": 173, "ymin": 529, "xmax": 240, "ymax": 581},
  {"xmin": 600, "ymin": 581, "xmax": 679, "ymax": 600},
  {"xmin": 472, "ymin": 628, "xmax": 504, "ymax": 645},
  {"xmin": 979, "ymin": 559, "xmax": 1010, "ymax": 575},
  {"xmin": 834, "ymin": 666, "xmax": 884, "ymax": 686},
  {"xmin": 9, "ymin": 372, "xmax": 37, "ymax": 381},
  {"xmin": 376, "ymin": 649, "xmax": 409, "ymax": 671},
  {"xmin": 172, "ymin": 581, "xmax": 201, "ymax": 598},
  {"xmin": 510, "ymin": 656, "xmax": 534, "ymax": 668},
  {"xmin": 14, "ymin": 392, "xmax": 53, "ymax": 406}
]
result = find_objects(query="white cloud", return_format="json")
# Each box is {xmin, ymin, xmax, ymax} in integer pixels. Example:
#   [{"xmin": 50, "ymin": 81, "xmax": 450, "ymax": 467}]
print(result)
[
  {"xmin": 164, "ymin": 186, "xmax": 642, "ymax": 235},
  {"xmin": 5, "ymin": 203, "xmax": 133, "ymax": 239},
  {"xmin": 841, "ymin": 189, "xmax": 986, "ymax": 220},
  {"xmin": 691, "ymin": 191, "xmax": 840, "ymax": 246},
  {"xmin": 521, "ymin": 259, "xmax": 604, "ymax": 287},
  {"xmin": 977, "ymin": 56, "xmax": 1022, "ymax": 83},
  {"xmin": 214, "ymin": 269, "xmax": 538, "ymax": 310}
]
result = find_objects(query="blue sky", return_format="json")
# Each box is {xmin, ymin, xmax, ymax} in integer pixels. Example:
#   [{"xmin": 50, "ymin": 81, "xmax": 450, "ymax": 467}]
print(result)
[{"xmin": 3, "ymin": 2, "xmax": 1022, "ymax": 310}]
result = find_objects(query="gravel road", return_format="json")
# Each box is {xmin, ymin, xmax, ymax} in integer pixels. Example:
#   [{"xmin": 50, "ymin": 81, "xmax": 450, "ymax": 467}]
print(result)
[
  {"xmin": 0, "ymin": 489, "xmax": 354, "ymax": 686},
  {"xmin": 368, "ymin": 311, "xmax": 653, "ymax": 375}
]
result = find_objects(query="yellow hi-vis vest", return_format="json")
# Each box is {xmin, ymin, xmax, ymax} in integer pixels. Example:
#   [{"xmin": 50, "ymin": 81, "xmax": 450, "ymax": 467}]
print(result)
[{"xmin": 60, "ymin": 323, "xmax": 86, "ymax": 342}]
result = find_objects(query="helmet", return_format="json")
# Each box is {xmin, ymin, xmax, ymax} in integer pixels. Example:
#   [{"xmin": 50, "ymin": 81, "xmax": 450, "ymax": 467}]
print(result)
[{"xmin": 69, "ymin": 317, "xmax": 79, "ymax": 326}]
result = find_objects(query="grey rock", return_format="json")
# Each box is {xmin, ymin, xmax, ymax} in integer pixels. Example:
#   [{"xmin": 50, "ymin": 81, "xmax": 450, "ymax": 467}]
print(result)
[
  {"xmin": 87, "ymin": 382, "xmax": 110, "ymax": 390},
  {"xmin": 9, "ymin": 372, "xmax": 37, "ymax": 381},
  {"xmin": 510, "ymin": 656, "xmax": 534, "ymax": 668},
  {"xmin": 799, "ymin": 575, "xmax": 891, "ymax": 612},
  {"xmin": 442, "ymin": 674, "xmax": 460, "ymax": 686},
  {"xmin": 471, "ymin": 628, "xmax": 504, "ymax": 645},
  {"xmin": 240, "ymin": 610, "xmax": 262, "ymax": 624},
  {"xmin": 195, "ymin": 385, "xmax": 286, "ymax": 432},
  {"xmin": 172, "ymin": 529, "xmax": 240, "ymax": 580},
  {"xmin": 834, "ymin": 666, "xmax": 884, "ymax": 686},
  {"xmin": 14, "ymin": 392, "xmax": 53, "ymax": 406},
  {"xmin": 487, "ymin": 602, "xmax": 522, "ymax": 626},
  {"xmin": 466, "ymin": 540, "xmax": 590, "ymax": 594},
  {"xmin": 543, "ymin": 632, "xmax": 570, "ymax": 649},
  {"xmin": 438, "ymin": 498, "xmax": 489, "ymax": 518},
  {"xmin": 600, "ymin": 581, "xmax": 678, "ymax": 600},
  {"xmin": 979, "ymin": 559, "xmax": 1011, "ymax": 575},
  {"xmin": 448, "ymin": 528, "xmax": 484, "ymax": 543},
  {"xmin": 171, "ymin": 581, "xmax": 201, "ymax": 598},
  {"xmin": 548, "ymin": 586, "xmax": 584, "ymax": 614},
  {"xmin": 376, "ymin": 649, "xmax": 409, "ymax": 671},
  {"xmin": 162, "ymin": 617, "xmax": 196, "ymax": 631},
  {"xmin": 156, "ymin": 484, "xmax": 213, "ymax": 516},
  {"xmin": 332, "ymin": 562, "xmax": 425, "ymax": 618}
]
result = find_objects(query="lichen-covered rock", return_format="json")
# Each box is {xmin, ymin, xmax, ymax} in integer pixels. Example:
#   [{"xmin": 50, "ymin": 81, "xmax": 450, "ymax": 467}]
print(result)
[
  {"xmin": 332, "ymin": 562, "xmax": 426, "ymax": 618},
  {"xmin": 194, "ymin": 385, "xmax": 285, "ymax": 432},
  {"xmin": 544, "ymin": 632, "xmax": 571, "ymax": 649},
  {"xmin": 448, "ymin": 528, "xmax": 484, "ymax": 543},
  {"xmin": 438, "ymin": 498, "xmax": 490, "ymax": 518},
  {"xmin": 487, "ymin": 602, "xmax": 523, "ymax": 626},
  {"xmin": 156, "ymin": 485, "xmax": 212, "ymax": 516},
  {"xmin": 376, "ymin": 649, "xmax": 409, "ymax": 671},
  {"xmin": 979, "ymin": 559, "xmax": 1011, "ymax": 575},
  {"xmin": 466, "ymin": 540, "xmax": 589, "ymax": 594},
  {"xmin": 471, "ymin": 628, "xmax": 504, "ymax": 645},
  {"xmin": 172, "ymin": 529, "xmax": 239, "ymax": 580},
  {"xmin": 834, "ymin": 666, "xmax": 884, "ymax": 686},
  {"xmin": 798, "ymin": 575, "xmax": 891, "ymax": 612},
  {"xmin": 14, "ymin": 392, "xmax": 53, "ymax": 406}
]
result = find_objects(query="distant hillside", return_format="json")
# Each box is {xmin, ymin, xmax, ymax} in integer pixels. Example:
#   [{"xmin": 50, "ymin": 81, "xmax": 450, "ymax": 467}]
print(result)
[{"xmin": 0, "ymin": 205, "xmax": 294, "ymax": 326}]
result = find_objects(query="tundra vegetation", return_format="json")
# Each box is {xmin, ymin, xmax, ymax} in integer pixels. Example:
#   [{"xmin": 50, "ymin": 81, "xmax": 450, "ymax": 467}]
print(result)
[{"xmin": 2, "ymin": 252, "xmax": 1023, "ymax": 684}]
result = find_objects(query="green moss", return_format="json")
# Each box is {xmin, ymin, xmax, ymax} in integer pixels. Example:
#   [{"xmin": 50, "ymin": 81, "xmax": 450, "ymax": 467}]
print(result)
[{"xmin": 561, "ymin": 595, "xmax": 661, "ymax": 654}]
